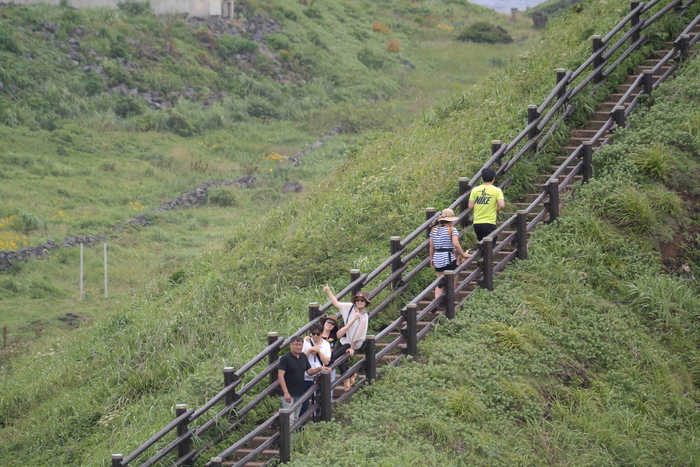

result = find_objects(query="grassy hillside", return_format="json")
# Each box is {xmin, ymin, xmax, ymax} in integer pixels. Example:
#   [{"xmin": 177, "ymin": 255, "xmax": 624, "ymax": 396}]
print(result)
[
  {"xmin": 0, "ymin": 0, "xmax": 697, "ymax": 465},
  {"xmin": 287, "ymin": 55, "xmax": 700, "ymax": 467},
  {"xmin": 0, "ymin": 0, "xmax": 539, "ymax": 346}
]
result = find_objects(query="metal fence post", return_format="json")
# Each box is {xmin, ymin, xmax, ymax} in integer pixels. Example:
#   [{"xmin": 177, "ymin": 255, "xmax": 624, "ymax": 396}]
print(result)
[
  {"xmin": 643, "ymin": 70, "xmax": 653, "ymax": 96},
  {"xmin": 175, "ymin": 404, "xmax": 191, "ymax": 464},
  {"xmin": 111, "ymin": 454, "xmax": 123, "ymax": 467},
  {"xmin": 458, "ymin": 179, "xmax": 471, "ymax": 228},
  {"xmin": 582, "ymin": 141, "xmax": 593, "ymax": 183},
  {"xmin": 308, "ymin": 302, "xmax": 320, "ymax": 322},
  {"xmin": 365, "ymin": 335, "xmax": 376, "ymax": 382},
  {"xmin": 548, "ymin": 179, "xmax": 560, "ymax": 223},
  {"xmin": 350, "ymin": 269, "xmax": 361, "ymax": 296},
  {"xmin": 443, "ymin": 270, "xmax": 455, "ymax": 320},
  {"xmin": 390, "ymin": 237, "xmax": 402, "ymax": 289},
  {"xmin": 319, "ymin": 370, "xmax": 332, "ymax": 422},
  {"xmin": 405, "ymin": 304, "xmax": 418, "ymax": 356},
  {"xmin": 517, "ymin": 211, "xmax": 528, "ymax": 261},
  {"xmin": 592, "ymin": 35, "xmax": 604, "ymax": 84},
  {"xmin": 481, "ymin": 238, "xmax": 494, "ymax": 291},
  {"xmin": 556, "ymin": 69, "xmax": 567, "ymax": 99},
  {"xmin": 631, "ymin": 1, "xmax": 640, "ymax": 42},
  {"xmin": 268, "ymin": 332, "xmax": 279, "ymax": 387},
  {"xmin": 425, "ymin": 207, "xmax": 436, "ymax": 238},
  {"xmin": 279, "ymin": 409, "xmax": 291, "ymax": 463}
]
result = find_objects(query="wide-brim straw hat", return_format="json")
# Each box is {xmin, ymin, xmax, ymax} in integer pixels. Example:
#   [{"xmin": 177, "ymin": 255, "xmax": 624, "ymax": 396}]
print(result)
[
  {"xmin": 351, "ymin": 291, "xmax": 372, "ymax": 306},
  {"xmin": 438, "ymin": 208, "xmax": 459, "ymax": 222},
  {"xmin": 320, "ymin": 315, "xmax": 338, "ymax": 328}
]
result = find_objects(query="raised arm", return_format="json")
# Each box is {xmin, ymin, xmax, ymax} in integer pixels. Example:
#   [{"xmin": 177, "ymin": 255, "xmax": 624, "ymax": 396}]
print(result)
[
  {"xmin": 336, "ymin": 309, "xmax": 359, "ymax": 339},
  {"xmin": 323, "ymin": 284, "xmax": 341, "ymax": 308}
]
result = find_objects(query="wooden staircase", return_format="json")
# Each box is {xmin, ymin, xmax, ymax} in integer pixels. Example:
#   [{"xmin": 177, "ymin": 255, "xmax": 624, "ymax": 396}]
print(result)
[{"xmin": 219, "ymin": 24, "xmax": 700, "ymax": 467}]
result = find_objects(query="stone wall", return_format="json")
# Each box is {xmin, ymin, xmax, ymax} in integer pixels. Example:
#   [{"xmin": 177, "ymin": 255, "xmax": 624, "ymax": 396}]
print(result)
[
  {"xmin": 5, "ymin": 0, "xmax": 220, "ymax": 16},
  {"xmin": 0, "ymin": 176, "xmax": 254, "ymax": 272}
]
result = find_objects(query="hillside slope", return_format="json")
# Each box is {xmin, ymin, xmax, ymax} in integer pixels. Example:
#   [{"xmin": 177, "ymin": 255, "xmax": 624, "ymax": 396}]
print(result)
[
  {"xmin": 1, "ymin": 0, "xmax": 697, "ymax": 465},
  {"xmin": 287, "ymin": 56, "xmax": 700, "ymax": 466}
]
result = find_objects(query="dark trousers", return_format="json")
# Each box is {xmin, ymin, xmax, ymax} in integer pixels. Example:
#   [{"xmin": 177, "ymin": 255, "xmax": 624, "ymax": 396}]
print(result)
[
  {"xmin": 331, "ymin": 343, "xmax": 352, "ymax": 375},
  {"xmin": 474, "ymin": 223, "xmax": 497, "ymax": 244},
  {"xmin": 299, "ymin": 380, "xmax": 317, "ymax": 419}
]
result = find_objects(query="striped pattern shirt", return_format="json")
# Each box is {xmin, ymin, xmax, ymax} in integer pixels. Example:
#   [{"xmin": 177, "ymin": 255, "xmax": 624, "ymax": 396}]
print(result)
[{"xmin": 430, "ymin": 225, "xmax": 458, "ymax": 268}]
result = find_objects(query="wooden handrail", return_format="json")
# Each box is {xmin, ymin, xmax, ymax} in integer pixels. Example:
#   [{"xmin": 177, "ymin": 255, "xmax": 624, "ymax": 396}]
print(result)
[{"xmin": 121, "ymin": 4, "xmax": 700, "ymax": 466}]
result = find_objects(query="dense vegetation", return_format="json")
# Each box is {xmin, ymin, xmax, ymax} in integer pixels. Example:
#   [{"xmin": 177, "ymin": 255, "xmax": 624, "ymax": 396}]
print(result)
[
  {"xmin": 0, "ymin": 0, "xmax": 698, "ymax": 465},
  {"xmin": 288, "ymin": 54, "xmax": 700, "ymax": 467},
  {"xmin": 0, "ymin": 0, "xmax": 537, "ymax": 345}
]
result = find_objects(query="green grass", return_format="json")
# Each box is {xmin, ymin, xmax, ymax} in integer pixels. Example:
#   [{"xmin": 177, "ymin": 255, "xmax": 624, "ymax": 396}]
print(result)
[{"xmin": 0, "ymin": 0, "xmax": 698, "ymax": 465}]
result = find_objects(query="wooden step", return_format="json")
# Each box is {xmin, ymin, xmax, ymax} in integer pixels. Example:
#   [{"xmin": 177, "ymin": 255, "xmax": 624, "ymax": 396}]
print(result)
[
  {"xmin": 570, "ymin": 128, "xmax": 601, "ymax": 137},
  {"xmin": 584, "ymin": 119, "xmax": 608, "ymax": 129},
  {"xmin": 609, "ymin": 92, "xmax": 639, "ymax": 102},
  {"xmin": 230, "ymin": 449, "xmax": 278, "ymax": 460},
  {"xmin": 224, "ymin": 462, "xmax": 266, "ymax": 467}
]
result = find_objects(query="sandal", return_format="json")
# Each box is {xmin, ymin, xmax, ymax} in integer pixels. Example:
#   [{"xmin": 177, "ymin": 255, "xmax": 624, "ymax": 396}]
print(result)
[
  {"xmin": 343, "ymin": 378, "xmax": 352, "ymax": 392},
  {"xmin": 349, "ymin": 373, "xmax": 357, "ymax": 386}
]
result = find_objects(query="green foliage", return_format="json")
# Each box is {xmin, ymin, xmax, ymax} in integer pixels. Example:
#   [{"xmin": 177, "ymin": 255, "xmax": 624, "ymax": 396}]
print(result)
[
  {"xmin": 114, "ymin": 95, "xmax": 146, "ymax": 119},
  {"xmin": 116, "ymin": 1, "xmax": 152, "ymax": 16},
  {"xmin": 263, "ymin": 33, "xmax": 290, "ymax": 50},
  {"xmin": 457, "ymin": 22, "xmax": 513, "ymax": 44},
  {"xmin": 357, "ymin": 47, "xmax": 386, "ymax": 70},
  {"xmin": 218, "ymin": 35, "xmax": 259, "ymax": 57},
  {"xmin": 207, "ymin": 186, "xmax": 238, "ymax": 207},
  {"xmin": 631, "ymin": 144, "xmax": 675, "ymax": 179},
  {"xmin": 0, "ymin": 27, "xmax": 20, "ymax": 54}
]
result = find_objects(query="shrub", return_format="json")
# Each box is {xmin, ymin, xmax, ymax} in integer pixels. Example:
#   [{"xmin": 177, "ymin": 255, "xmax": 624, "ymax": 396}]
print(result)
[
  {"xmin": 83, "ymin": 70, "xmax": 105, "ymax": 96},
  {"xmin": 218, "ymin": 35, "xmax": 259, "ymax": 58},
  {"xmin": 208, "ymin": 186, "xmax": 238, "ymax": 207},
  {"xmin": 263, "ymin": 33, "xmax": 290, "ymax": 51},
  {"xmin": 18, "ymin": 212, "xmax": 45, "ymax": 232},
  {"xmin": 631, "ymin": 144, "xmax": 674, "ymax": 180},
  {"xmin": 166, "ymin": 110, "xmax": 196, "ymax": 137},
  {"xmin": 117, "ymin": 1, "xmax": 152, "ymax": 15},
  {"xmin": 457, "ymin": 22, "xmax": 513, "ymax": 44},
  {"xmin": 114, "ymin": 95, "xmax": 146, "ymax": 119},
  {"xmin": 357, "ymin": 47, "xmax": 385, "ymax": 70},
  {"xmin": 371, "ymin": 22, "xmax": 392, "ymax": 34},
  {"xmin": 386, "ymin": 39, "xmax": 401, "ymax": 53},
  {"xmin": 0, "ymin": 27, "xmax": 20, "ymax": 54}
]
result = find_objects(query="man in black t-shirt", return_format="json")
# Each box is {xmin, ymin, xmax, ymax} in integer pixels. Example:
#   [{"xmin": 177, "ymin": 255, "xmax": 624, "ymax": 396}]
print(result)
[{"xmin": 278, "ymin": 335, "xmax": 330, "ymax": 423}]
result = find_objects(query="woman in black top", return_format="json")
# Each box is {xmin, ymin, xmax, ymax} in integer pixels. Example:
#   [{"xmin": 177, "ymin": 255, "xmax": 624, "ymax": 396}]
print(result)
[{"xmin": 319, "ymin": 315, "xmax": 339, "ymax": 349}]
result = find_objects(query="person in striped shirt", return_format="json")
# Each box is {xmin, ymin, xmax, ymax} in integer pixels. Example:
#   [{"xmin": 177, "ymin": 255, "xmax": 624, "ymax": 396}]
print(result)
[{"xmin": 429, "ymin": 209, "xmax": 471, "ymax": 300}]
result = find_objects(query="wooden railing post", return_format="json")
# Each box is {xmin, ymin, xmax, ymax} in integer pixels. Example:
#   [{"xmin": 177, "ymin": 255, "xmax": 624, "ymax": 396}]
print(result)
[
  {"xmin": 556, "ymin": 69, "xmax": 567, "ymax": 99},
  {"xmin": 425, "ymin": 207, "xmax": 436, "ymax": 238},
  {"xmin": 481, "ymin": 238, "xmax": 494, "ymax": 291},
  {"xmin": 223, "ymin": 367, "xmax": 239, "ymax": 407},
  {"xmin": 390, "ymin": 237, "xmax": 402, "ymax": 289},
  {"xmin": 111, "ymin": 454, "xmax": 123, "ymax": 467},
  {"xmin": 308, "ymin": 302, "xmax": 320, "ymax": 322},
  {"xmin": 592, "ymin": 35, "xmax": 604, "ymax": 84},
  {"xmin": 175, "ymin": 404, "xmax": 191, "ymax": 465},
  {"xmin": 643, "ymin": 70, "xmax": 653, "ymax": 96},
  {"xmin": 491, "ymin": 140, "xmax": 502, "ymax": 168},
  {"xmin": 631, "ymin": 1, "xmax": 640, "ymax": 42},
  {"xmin": 527, "ymin": 105, "xmax": 540, "ymax": 147},
  {"xmin": 279, "ymin": 409, "xmax": 291, "ymax": 463},
  {"xmin": 582, "ymin": 141, "xmax": 593, "ymax": 183},
  {"xmin": 365, "ymin": 335, "xmax": 376, "ymax": 382},
  {"xmin": 350, "ymin": 269, "xmax": 361, "ymax": 296},
  {"xmin": 211, "ymin": 457, "xmax": 223, "ymax": 467},
  {"xmin": 614, "ymin": 105, "xmax": 626, "ymax": 130},
  {"xmin": 443, "ymin": 270, "xmax": 455, "ymax": 320},
  {"xmin": 268, "ymin": 332, "xmax": 279, "ymax": 387},
  {"xmin": 405, "ymin": 304, "xmax": 418, "ymax": 356},
  {"xmin": 517, "ymin": 211, "xmax": 528, "ymax": 261},
  {"xmin": 679, "ymin": 34, "xmax": 690, "ymax": 62},
  {"xmin": 319, "ymin": 370, "xmax": 332, "ymax": 422},
  {"xmin": 548, "ymin": 179, "xmax": 560, "ymax": 223},
  {"xmin": 458, "ymin": 179, "xmax": 471, "ymax": 228}
]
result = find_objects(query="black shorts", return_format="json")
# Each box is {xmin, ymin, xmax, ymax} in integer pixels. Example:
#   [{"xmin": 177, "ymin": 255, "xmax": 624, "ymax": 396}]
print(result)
[
  {"xmin": 473, "ymin": 223, "xmax": 497, "ymax": 242},
  {"xmin": 435, "ymin": 261, "xmax": 457, "ymax": 273}
]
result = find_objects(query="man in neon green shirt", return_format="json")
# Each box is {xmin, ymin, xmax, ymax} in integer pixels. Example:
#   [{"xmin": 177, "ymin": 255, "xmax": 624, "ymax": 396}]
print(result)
[{"xmin": 468, "ymin": 168, "xmax": 505, "ymax": 243}]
